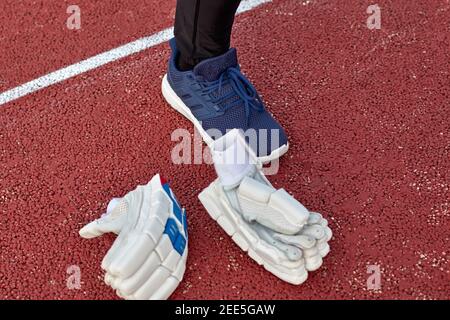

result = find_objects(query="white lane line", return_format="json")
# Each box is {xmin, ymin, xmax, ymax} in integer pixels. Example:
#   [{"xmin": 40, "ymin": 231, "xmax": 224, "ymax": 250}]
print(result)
[{"xmin": 0, "ymin": 0, "xmax": 271, "ymax": 107}]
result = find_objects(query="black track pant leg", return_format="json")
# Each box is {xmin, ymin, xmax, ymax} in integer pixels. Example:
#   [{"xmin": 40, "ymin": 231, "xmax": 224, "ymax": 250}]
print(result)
[{"xmin": 174, "ymin": 0, "xmax": 242, "ymax": 69}]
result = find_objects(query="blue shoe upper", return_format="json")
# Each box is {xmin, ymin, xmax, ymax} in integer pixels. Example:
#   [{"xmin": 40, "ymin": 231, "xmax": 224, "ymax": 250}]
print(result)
[{"xmin": 166, "ymin": 38, "xmax": 288, "ymax": 158}]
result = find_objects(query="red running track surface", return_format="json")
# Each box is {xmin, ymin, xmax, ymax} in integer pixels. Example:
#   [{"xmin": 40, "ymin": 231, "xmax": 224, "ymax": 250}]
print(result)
[
  {"xmin": 0, "ymin": 0, "xmax": 449, "ymax": 299},
  {"xmin": 0, "ymin": 0, "xmax": 176, "ymax": 92}
]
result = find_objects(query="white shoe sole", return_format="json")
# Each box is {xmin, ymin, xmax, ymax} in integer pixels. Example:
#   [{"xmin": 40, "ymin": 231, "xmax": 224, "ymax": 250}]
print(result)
[
  {"xmin": 162, "ymin": 74, "xmax": 289, "ymax": 163},
  {"xmin": 198, "ymin": 179, "xmax": 309, "ymax": 285}
]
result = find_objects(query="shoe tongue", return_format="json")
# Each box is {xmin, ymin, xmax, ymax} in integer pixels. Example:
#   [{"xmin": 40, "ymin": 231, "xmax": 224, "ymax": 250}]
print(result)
[{"xmin": 193, "ymin": 48, "xmax": 238, "ymax": 81}]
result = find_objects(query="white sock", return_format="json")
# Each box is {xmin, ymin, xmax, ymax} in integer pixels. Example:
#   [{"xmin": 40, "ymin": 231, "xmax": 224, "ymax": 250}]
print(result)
[{"xmin": 211, "ymin": 129, "xmax": 261, "ymax": 189}]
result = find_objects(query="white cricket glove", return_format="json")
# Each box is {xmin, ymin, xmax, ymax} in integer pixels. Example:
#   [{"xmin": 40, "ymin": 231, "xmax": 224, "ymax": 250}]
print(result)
[
  {"xmin": 199, "ymin": 130, "xmax": 332, "ymax": 285},
  {"xmin": 79, "ymin": 174, "xmax": 188, "ymax": 300}
]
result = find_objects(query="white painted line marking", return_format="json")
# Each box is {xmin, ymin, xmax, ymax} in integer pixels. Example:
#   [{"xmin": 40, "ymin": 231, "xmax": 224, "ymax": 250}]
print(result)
[{"xmin": 0, "ymin": 0, "xmax": 271, "ymax": 106}]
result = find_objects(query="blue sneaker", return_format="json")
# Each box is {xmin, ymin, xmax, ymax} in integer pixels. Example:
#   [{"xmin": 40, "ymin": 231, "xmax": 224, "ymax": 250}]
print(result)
[{"xmin": 161, "ymin": 38, "xmax": 288, "ymax": 163}]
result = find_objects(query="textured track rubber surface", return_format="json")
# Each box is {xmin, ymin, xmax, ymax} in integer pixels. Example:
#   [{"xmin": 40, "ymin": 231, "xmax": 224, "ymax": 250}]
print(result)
[
  {"xmin": 1, "ymin": 0, "xmax": 449, "ymax": 299},
  {"xmin": 0, "ymin": 0, "xmax": 176, "ymax": 92}
]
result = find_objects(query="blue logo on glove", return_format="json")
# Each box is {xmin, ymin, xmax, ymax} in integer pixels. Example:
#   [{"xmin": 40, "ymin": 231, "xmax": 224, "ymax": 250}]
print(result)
[{"xmin": 162, "ymin": 183, "xmax": 187, "ymax": 255}]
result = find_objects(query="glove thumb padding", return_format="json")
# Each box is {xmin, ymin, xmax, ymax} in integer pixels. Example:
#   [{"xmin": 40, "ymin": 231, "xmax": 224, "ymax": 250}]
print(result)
[{"xmin": 79, "ymin": 197, "xmax": 127, "ymax": 239}]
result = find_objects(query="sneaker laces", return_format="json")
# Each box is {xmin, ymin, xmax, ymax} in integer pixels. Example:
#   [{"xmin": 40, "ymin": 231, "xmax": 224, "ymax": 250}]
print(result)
[{"xmin": 200, "ymin": 67, "xmax": 264, "ymax": 124}]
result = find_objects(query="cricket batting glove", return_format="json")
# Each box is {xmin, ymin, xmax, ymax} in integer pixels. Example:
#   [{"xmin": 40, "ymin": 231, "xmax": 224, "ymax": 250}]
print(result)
[
  {"xmin": 79, "ymin": 174, "xmax": 188, "ymax": 300},
  {"xmin": 198, "ymin": 130, "xmax": 332, "ymax": 285}
]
